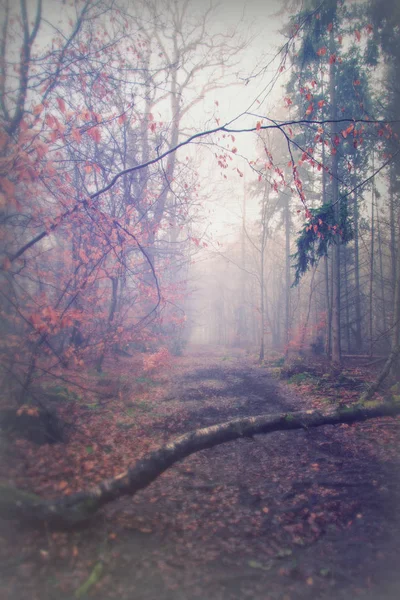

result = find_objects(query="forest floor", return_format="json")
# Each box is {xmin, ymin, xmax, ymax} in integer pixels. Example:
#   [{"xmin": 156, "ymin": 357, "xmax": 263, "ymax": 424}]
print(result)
[{"xmin": 1, "ymin": 345, "xmax": 400, "ymax": 600}]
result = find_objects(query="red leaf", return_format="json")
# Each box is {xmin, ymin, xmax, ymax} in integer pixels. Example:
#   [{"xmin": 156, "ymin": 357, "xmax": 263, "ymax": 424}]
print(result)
[
  {"xmin": 305, "ymin": 103, "xmax": 313, "ymax": 116},
  {"xmin": 57, "ymin": 98, "xmax": 66, "ymax": 113},
  {"xmin": 33, "ymin": 104, "xmax": 44, "ymax": 115},
  {"xmin": 256, "ymin": 121, "xmax": 261, "ymax": 131},
  {"xmin": 318, "ymin": 100, "xmax": 325, "ymax": 108},
  {"xmin": 71, "ymin": 128, "xmax": 81, "ymax": 143},
  {"xmin": 327, "ymin": 22, "xmax": 333, "ymax": 32},
  {"xmin": 355, "ymin": 30, "xmax": 361, "ymax": 42},
  {"xmin": 316, "ymin": 47, "xmax": 327, "ymax": 56},
  {"xmin": 87, "ymin": 127, "xmax": 101, "ymax": 143},
  {"xmin": 329, "ymin": 54, "xmax": 336, "ymax": 64}
]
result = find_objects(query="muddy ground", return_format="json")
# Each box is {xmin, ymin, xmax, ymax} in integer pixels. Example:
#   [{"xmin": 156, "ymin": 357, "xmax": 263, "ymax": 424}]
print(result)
[{"xmin": 1, "ymin": 346, "xmax": 400, "ymax": 599}]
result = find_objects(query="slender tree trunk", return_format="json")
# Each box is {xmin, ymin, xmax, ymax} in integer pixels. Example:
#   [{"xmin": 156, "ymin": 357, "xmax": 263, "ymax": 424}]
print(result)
[
  {"xmin": 369, "ymin": 167, "xmax": 375, "ymax": 358},
  {"xmin": 344, "ymin": 245, "xmax": 351, "ymax": 353},
  {"xmin": 321, "ymin": 140, "xmax": 332, "ymax": 358},
  {"xmin": 353, "ymin": 177, "xmax": 362, "ymax": 352},
  {"xmin": 285, "ymin": 195, "xmax": 291, "ymax": 358},
  {"xmin": 259, "ymin": 250, "xmax": 265, "ymax": 361},
  {"xmin": 329, "ymin": 29, "xmax": 341, "ymax": 369},
  {"xmin": 390, "ymin": 166, "xmax": 397, "ymax": 305},
  {"xmin": 391, "ymin": 215, "xmax": 400, "ymax": 379},
  {"xmin": 96, "ymin": 277, "xmax": 118, "ymax": 373},
  {"xmin": 376, "ymin": 203, "xmax": 388, "ymax": 339},
  {"xmin": 324, "ymin": 255, "xmax": 331, "ymax": 357}
]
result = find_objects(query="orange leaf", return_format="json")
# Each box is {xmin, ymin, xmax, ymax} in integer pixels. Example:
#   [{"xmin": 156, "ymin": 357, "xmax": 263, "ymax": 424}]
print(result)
[
  {"xmin": 316, "ymin": 47, "xmax": 327, "ymax": 56},
  {"xmin": 355, "ymin": 30, "xmax": 361, "ymax": 42},
  {"xmin": 58, "ymin": 480, "xmax": 69, "ymax": 491}
]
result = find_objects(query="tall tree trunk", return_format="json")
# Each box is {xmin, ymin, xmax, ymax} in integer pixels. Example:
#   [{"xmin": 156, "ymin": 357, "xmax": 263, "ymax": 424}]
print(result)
[
  {"xmin": 329, "ymin": 29, "xmax": 341, "ymax": 368},
  {"xmin": 390, "ymin": 166, "xmax": 397, "ymax": 304},
  {"xmin": 321, "ymin": 140, "xmax": 332, "ymax": 358},
  {"xmin": 353, "ymin": 175, "xmax": 363, "ymax": 352},
  {"xmin": 376, "ymin": 202, "xmax": 388, "ymax": 340},
  {"xmin": 285, "ymin": 195, "xmax": 291, "ymax": 358},
  {"xmin": 369, "ymin": 166, "xmax": 375, "ymax": 358},
  {"xmin": 344, "ymin": 245, "xmax": 351, "ymax": 353},
  {"xmin": 391, "ymin": 214, "xmax": 400, "ymax": 379},
  {"xmin": 259, "ymin": 249, "xmax": 265, "ymax": 361}
]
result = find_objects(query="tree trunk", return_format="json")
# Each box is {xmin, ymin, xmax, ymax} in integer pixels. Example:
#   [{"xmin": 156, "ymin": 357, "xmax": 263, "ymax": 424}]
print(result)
[
  {"xmin": 285, "ymin": 195, "xmax": 291, "ymax": 358},
  {"xmin": 1, "ymin": 401, "xmax": 399, "ymax": 528},
  {"xmin": 391, "ymin": 214, "xmax": 400, "ymax": 379},
  {"xmin": 329, "ymin": 29, "xmax": 341, "ymax": 369},
  {"xmin": 353, "ymin": 177, "xmax": 363, "ymax": 352},
  {"xmin": 369, "ymin": 160, "xmax": 375, "ymax": 358},
  {"xmin": 96, "ymin": 277, "xmax": 118, "ymax": 373}
]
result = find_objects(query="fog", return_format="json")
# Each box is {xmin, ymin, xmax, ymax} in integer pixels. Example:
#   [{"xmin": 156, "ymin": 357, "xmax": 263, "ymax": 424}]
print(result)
[
  {"xmin": 1, "ymin": 0, "xmax": 398, "ymax": 380},
  {"xmin": 1, "ymin": 1, "xmax": 400, "ymax": 597}
]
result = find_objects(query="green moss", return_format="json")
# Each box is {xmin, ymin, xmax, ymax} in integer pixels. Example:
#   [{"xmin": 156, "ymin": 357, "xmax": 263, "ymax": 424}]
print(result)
[
  {"xmin": 287, "ymin": 372, "xmax": 316, "ymax": 385},
  {"xmin": 43, "ymin": 384, "xmax": 80, "ymax": 403},
  {"xmin": 361, "ymin": 399, "xmax": 381, "ymax": 409},
  {"xmin": 337, "ymin": 404, "xmax": 353, "ymax": 415},
  {"xmin": 284, "ymin": 413, "xmax": 295, "ymax": 422},
  {"xmin": 0, "ymin": 483, "xmax": 42, "ymax": 506}
]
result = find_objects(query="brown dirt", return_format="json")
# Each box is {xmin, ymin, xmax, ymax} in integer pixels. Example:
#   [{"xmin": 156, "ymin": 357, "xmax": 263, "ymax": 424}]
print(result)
[{"xmin": 1, "ymin": 345, "xmax": 400, "ymax": 600}]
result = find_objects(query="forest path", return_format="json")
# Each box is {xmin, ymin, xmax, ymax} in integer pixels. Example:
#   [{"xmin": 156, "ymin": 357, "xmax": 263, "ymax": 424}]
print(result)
[{"xmin": 2, "ymin": 346, "xmax": 400, "ymax": 600}]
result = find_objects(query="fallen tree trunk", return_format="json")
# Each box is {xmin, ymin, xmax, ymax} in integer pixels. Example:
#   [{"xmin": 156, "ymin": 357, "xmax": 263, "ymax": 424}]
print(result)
[{"xmin": 1, "ymin": 401, "xmax": 399, "ymax": 527}]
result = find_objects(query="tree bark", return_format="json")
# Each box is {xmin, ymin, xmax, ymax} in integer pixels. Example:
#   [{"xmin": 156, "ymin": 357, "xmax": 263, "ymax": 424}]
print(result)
[
  {"xmin": 352, "ymin": 177, "xmax": 363, "ymax": 352},
  {"xmin": 329, "ymin": 28, "xmax": 341, "ymax": 369},
  {"xmin": 1, "ymin": 402, "xmax": 399, "ymax": 528}
]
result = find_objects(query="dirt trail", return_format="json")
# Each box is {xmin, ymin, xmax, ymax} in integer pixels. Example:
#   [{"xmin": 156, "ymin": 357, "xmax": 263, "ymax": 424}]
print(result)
[{"xmin": 1, "ymin": 346, "xmax": 400, "ymax": 600}]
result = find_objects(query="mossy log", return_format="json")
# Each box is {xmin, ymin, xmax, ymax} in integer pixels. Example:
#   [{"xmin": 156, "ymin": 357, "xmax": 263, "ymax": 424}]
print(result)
[{"xmin": 1, "ymin": 402, "xmax": 400, "ymax": 528}]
